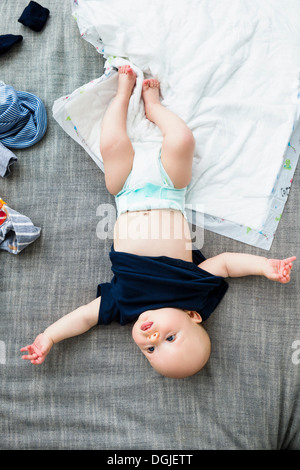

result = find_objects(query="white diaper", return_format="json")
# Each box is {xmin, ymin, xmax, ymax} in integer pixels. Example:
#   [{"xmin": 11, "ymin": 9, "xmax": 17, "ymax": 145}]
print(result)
[
  {"xmin": 126, "ymin": 142, "xmax": 172, "ymax": 188},
  {"xmin": 115, "ymin": 141, "xmax": 187, "ymax": 216}
]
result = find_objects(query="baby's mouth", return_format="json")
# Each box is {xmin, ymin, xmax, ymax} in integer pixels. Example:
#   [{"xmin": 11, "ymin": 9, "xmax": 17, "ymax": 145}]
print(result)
[{"xmin": 140, "ymin": 321, "xmax": 153, "ymax": 331}]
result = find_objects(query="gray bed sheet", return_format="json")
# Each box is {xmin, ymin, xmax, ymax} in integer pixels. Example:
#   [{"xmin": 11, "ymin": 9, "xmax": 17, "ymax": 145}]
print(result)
[{"xmin": 1, "ymin": 0, "xmax": 299, "ymax": 450}]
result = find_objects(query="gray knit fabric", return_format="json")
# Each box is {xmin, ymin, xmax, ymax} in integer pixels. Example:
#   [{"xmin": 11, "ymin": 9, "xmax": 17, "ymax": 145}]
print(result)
[{"xmin": 0, "ymin": 0, "xmax": 299, "ymax": 450}]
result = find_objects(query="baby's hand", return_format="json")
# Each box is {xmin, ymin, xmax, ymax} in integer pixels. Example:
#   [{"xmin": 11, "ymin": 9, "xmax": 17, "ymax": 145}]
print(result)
[
  {"xmin": 263, "ymin": 256, "xmax": 296, "ymax": 284},
  {"xmin": 20, "ymin": 333, "xmax": 54, "ymax": 364}
]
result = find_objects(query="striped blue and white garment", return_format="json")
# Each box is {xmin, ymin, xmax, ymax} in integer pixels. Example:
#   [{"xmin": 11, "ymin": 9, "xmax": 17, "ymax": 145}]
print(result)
[
  {"xmin": 0, "ymin": 81, "xmax": 47, "ymax": 149},
  {"xmin": 0, "ymin": 201, "xmax": 41, "ymax": 254},
  {"xmin": 0, "ymin": 141, "xmax": 17, "ymax": 177}
]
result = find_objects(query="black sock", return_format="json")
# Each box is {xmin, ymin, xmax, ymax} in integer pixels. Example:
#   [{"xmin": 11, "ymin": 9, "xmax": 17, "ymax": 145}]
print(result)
[{"xmin": 18, "ymin": 1, "xmax": 50, "ymax": 32}]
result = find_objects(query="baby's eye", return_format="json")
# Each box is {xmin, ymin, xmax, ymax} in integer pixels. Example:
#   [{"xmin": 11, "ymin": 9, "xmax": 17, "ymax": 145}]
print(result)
[
  {"xmin": 166, "ymin": 335, "xmax": 176, "ymax": 342},
  {"xmin": 147, "ymin": 346, "xmax": 155, "ymax": 353}
]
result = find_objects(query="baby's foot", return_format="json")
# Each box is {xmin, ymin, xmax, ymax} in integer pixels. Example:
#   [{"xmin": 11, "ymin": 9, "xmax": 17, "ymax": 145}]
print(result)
[
  {"xmin": 117, "ymin": 65, "xmax": 136, "ymax": 99},
  {"xmin": 142, "ymin": 79, "xmax": 160, "ymax": 120}
]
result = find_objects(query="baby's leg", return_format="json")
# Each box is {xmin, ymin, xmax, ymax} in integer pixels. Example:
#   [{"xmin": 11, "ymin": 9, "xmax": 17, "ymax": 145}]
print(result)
[
  {"xmin": 142, "ymin": 80, "xmax": 195, "ymax": 188},
  {"xmin": 100, "ymin": 66, "xmax": 136, "ymax": 195}
]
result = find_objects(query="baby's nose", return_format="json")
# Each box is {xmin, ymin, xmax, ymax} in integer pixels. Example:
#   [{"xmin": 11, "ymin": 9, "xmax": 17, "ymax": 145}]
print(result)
[{"xmin": 148, "ymin": 331, "xmax": 160, "ymax": 342}]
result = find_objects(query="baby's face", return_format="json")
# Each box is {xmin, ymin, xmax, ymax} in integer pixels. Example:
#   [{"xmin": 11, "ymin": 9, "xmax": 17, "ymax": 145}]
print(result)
[{"xmin": 132, "ymin": 308, "xmax": 211, "ymax": 378}]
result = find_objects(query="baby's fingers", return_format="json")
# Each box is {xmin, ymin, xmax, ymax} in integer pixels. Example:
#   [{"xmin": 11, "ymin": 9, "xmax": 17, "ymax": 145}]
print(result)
[
  {"xmin": 20, "ymin": 345, "xmax": 37, "ymax": 360},
  {"xmin": 280, "ymin": 273, "xmax": 290, "ymax": 283},
  {"xmin": 20, "ymin": 345, "xmax": 31, "ymax": 352},
  {"xmin": 279, "ymin": 267, "xmax": 291, "ymax": 283},
  {"xmin": 30, "ymin": 356, "xmax": 45, "ymax": 365},
  {"xmin": 21, "ymin": 352, "xmax": 38, "ymax": 360},
  {"xmin": 284, "ymin": 256, "xmax": 296, "ymax": 266}
]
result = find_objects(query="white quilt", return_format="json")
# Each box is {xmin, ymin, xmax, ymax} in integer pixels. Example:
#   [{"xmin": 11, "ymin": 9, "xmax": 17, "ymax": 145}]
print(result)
[{"xmin": 53, "ymin": 0, "xmax": 300, "ymax": 249}]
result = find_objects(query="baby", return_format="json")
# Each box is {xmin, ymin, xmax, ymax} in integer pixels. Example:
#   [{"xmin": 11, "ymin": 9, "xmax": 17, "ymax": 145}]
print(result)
[{"xmin": 21, "ymin": 66, "xmax": 296, "ymax": 378}]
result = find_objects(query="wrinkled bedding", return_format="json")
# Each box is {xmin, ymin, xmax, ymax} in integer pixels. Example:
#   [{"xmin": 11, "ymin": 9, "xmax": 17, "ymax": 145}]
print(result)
[{"xmin": 53, "ymin": 0, "xmax": 300, "ymax": 249}]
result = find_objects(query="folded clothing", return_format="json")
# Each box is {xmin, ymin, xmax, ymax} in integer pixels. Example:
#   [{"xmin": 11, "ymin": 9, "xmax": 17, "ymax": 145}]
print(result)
[
  {"xmin": 18, "ymin": 1, "xmax": 50, "ymax": 32},
  {"xmin": 0, "ymin": 34, "xmax": 23, "ymax": 55},
  {"xmin": 0, "ymin": 198, "xmax": 41, "ymax": 254},
  {"xmin": 0, "ymin": 81, "xmax": 47, "ymax": 149},
  {"xmin": 0, "ymin": 142, "xmax": 17, "ymax": 177}
]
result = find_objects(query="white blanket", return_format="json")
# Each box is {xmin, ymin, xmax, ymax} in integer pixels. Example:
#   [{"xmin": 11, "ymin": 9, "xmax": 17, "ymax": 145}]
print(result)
[{"xmin": 53, "ymin": 0, "xmax": 300, "ymax": 249}]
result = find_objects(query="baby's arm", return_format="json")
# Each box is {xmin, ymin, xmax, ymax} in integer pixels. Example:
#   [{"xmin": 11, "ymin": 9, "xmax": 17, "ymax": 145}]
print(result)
[
  {"xmin": 20, "ymin": 297, "xmax": 100, "ymax": 364},
  {"xmin": 199, "ymin": 253, "xmax": 296, "ymax": 283}
]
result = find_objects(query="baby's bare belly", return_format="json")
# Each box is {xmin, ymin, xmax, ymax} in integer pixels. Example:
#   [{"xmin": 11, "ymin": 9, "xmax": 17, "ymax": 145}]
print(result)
[{"xmin": 114, "ymin": 209, "xmax": 193, "ymax": 262}]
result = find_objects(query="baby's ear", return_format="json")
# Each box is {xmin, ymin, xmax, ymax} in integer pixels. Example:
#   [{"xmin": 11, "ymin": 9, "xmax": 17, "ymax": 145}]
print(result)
[{"xmin": 185, "ymin": 310, "xmax": 202, "ymax": 323}]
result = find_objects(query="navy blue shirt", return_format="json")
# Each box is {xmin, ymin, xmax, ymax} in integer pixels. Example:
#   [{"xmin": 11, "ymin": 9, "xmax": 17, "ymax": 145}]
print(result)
[{"xmin": 96, "ymin": 246, "xmax": 228, "ymax": 325}]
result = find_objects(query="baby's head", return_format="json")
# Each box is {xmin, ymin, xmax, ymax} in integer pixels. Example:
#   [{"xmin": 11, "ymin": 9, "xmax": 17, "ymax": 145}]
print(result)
[{"xmin": 132, "ymin": 308, "xmax": 211, "ymax": 378}]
